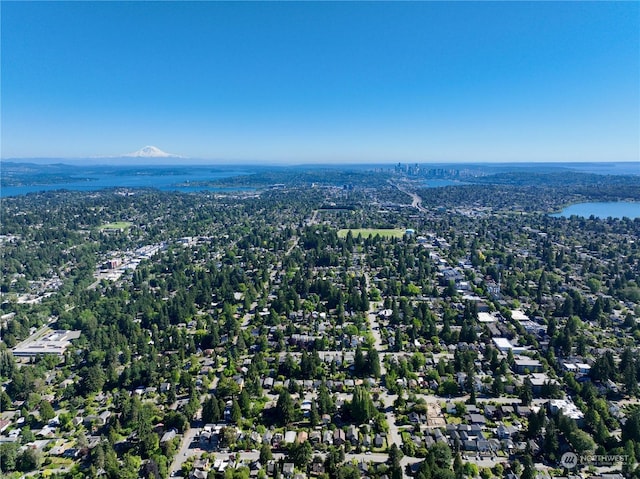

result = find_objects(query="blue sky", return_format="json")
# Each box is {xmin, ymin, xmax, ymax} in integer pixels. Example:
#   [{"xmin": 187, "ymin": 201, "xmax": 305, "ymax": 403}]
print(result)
[{"xmin": 1, "ymin": 1, "xmax": 638, "ymax": 163}]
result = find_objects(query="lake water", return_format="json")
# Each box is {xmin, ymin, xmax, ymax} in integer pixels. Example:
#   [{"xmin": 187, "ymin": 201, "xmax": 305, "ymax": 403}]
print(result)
[
  {"xmin": 0, "ymin": 165, "xmax": 253, "ymax": 197},
  {"xmin": 423, "ymin": 179, "xmax": 470, "ymax": 188},
  {"xmin": 552, "ymin": 202, "xmax": 640, "ymax": 219}
]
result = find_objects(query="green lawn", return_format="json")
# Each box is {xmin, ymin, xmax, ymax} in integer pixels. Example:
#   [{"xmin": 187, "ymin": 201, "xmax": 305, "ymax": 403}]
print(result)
[
  {"xmin": 98, "ymin": 221, "xmax": 132, "ymax": 230},
  {"xmin": 338, "ymin": 228, "xmax": 406, "ymax": 239}
]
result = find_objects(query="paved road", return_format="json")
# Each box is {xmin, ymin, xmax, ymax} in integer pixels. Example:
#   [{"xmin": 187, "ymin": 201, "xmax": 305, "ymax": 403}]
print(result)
[
  {"xmin": 11, "ymin": 323, "xmax": 52, "ymax": 354},
  {"xmin": 170, "ymin": 442, "xmax": 507, "ymax": 478},
  {"xmin": 392, "ymin": 182, "xmax": 426, "ymax": 213},
  {"xmin": 364, "ymin": 272, "xmax": 407, "ymax": 475},
  {"xmin": 169, "ymin": 426, "xmax": 202, "ymax": 475}
]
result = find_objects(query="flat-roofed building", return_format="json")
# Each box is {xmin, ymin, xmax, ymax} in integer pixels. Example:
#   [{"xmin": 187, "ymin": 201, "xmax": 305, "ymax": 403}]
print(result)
[
  {"xmin": 478, "ymin": 312, "xmax": 498, "ymax": 323},
  {"xmin": 513, "ymin": 357, "xmax": 543, "ymax": 374},
  {"xmin": 548, "ymin": 399, "xmax": 584, "ymax": 426},
  {"xmin": 12, "ymin": 330, "xmax": 81, "ymax": 357}
]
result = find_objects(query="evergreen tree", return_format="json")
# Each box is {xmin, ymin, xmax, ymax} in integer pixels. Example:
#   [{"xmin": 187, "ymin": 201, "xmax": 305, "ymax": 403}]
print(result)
[
  {"xmin": 544, "ymin": 419, "xmax": 560, "ymax": 462},
  {"xmin": 521, "ymin": 454, "xmax": 535, "ymax": 479},
  {"xmin": 324, "ymin": 447, "xmax": 345, "ymax": 478},
  {"xmin": 368, "ymin": 348, "xmax": 381, "ymax": 378},
  {"xmin": 318, "ymin": 384, "xmax": 334, "ymax": 415},
  {"xmin": 231, "ymin": 398, "xmax": 242, "ymax": 423},
  {"xmin": 350, "ymin": 386, "xmax": 376, "ymax": 424},
  {"xmin": 520, "ymin": 377, "xmax": 533, "ymax": 406},
  {"xmin": 239, "ymin": 389, "xmax": 251, "ymax": 416},
  {"xmin": 276, "ymin": 390, "xmax": 295, "ymax": 426},
  {"xmin": 309, "ymin": 402, "xmax": 319, "ymax": 427},
  {"xmin": 202, "ymin": 395, "xmax": 221, "ymax": 424},
  {"xmin": 388, "ymin": 444, "xmax": 403, "ymax": 479}
]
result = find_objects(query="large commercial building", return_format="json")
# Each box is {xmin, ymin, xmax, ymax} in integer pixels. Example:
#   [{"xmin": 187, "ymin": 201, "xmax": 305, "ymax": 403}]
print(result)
[{"xmin": 12, "ymin": 330, "xmax": 81, "ymax": 357}]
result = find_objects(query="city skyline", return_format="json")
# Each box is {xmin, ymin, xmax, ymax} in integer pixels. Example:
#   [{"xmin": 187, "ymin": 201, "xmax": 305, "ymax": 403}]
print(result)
[{"xmin": 1, "ymin": 1, "xmax": 638, "ymax": 164}]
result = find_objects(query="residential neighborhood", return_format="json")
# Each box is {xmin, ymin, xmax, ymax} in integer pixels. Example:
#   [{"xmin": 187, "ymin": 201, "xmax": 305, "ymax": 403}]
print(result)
[{"xmin": 1, "ymin": 166, "xmax": 639, "ymax": 479}]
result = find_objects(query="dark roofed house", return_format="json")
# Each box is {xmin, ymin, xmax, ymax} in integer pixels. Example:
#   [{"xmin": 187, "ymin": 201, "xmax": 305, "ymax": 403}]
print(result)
[
  {"xmin": 500, "ymin": 405, "xmax": 514, "ymax": 416},
  {"xmin": 497, "ymin": 424, "xmax": 517, "ymax": 440},
  {"xmin": 467, "ymin": 413, "xmax": 486, "ymax": 425},
  {"xmin": 463, "ymin": 439, "xmax": 477, "ymax": 451},
  {"xmin": 311, "ymin": 462, "xmax": 325, "ymax": 476}
]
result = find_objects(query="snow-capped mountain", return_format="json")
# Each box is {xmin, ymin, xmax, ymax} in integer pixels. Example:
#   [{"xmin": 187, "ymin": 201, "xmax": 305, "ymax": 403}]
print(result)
[{"xmin": 124, "ymin": 146, "xmax": 180, "ymax": 158}]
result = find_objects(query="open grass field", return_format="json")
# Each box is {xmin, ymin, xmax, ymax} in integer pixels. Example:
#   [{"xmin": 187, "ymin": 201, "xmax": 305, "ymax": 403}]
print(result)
[
  {"xmin": 337, "ymin": 228, "xmax": 406, "ymax": 239},
  {"xmin": 98, "ymin": 221, "xmax": 132, "ymax": 230}
]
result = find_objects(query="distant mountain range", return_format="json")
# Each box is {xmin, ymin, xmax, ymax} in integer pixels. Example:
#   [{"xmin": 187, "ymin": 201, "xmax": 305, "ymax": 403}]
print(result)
[
  {"xmin": 1, "ymin": 146, "xmax": 193, "ymax": 165},
  {"xmin": 123, "ymin": 146, "xmax": 182, "ymax": 158}
]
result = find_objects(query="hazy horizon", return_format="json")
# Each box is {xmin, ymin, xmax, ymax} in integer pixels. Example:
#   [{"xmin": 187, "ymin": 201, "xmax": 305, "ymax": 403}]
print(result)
[
  {"xmin": 2, "ymin": 2, "xmax": 639, "ymax": 163},
  {"xmin": 2, "ymin": 155, "xmax": 638, "ymax": 169}
]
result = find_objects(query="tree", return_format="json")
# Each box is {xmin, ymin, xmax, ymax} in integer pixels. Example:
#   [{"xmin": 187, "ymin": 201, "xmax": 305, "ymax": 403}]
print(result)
[
  {"xmin": 79, "ymin": 363, "xmax": 106, "ymax": 396},
  {"xmin": 453, "ymin": 453, "xmax": 464, "ymax": 479},
  {"xmin": 520, "ymin": 378, "xmax": 533, "ymax": 406},
  {"xmin": 324, "ymin": 446, "xmax": 345, "ymax": 478},
  {"xmin": 388, "ymin": 444, "xmax": 403, "ymax": 479},
  {"xmin": 231, "ymin": 398, "xmax": 242, "ymax": 423},
  {"xmin": 120, "ymin": 453, "xmax": 142, "ymax": 479},
  {"xmin": 217, "ymin": 376, "xmax": 241, "ymax": 398},
  {"xmin": 622, "ymin": 440, "xmax": 637, "ymax": 478},
  {"xmin": 0, "ymin": 442, "xmax": 18, "ymax": 472},
  {"xmin": 350, "ymin": 386, "xmax": 376, "ymax": 424},
  {"xmin": 259, "ymin": 442, "xmax": 273, "ymax": 464},
  {"xmin": 289, "ymin": 440, "xmax": 312, "ymax": 468},
  {"xmin": 318, "ymin": 385, "xmax": 334, "ymax": 415},
  {"xmin": 17, "ymin": 448, "xmax": 41, "ymax": 472},
  {"xmin": 394, "ymin": 328, "xmax": 404, "ymax": 352},
  {"xmin": 276, "ymin": 391, "xmax": 295, "ymax": 426},
  {"xmin": 521, "ymin": 454, "xmax": 535, "ymax": 479},
  {"xmin": 354, "ymin": 345, "xmax": 366, "ymax": 377},
  {"xmin": 429, "ymin": 441, "xmax": 453, "ymax": 470},
  {"xmin": 0, "ymin": 390, "xmax": 12, "ymax": 411},
  {"xmin": 491, "ymin": 374, "xmax": 504, "ymax": 397},
  {"xmin": 368, "ymin": 348, "xmax": 381, "ymax": 378},
  {"xmin": 623, "ymin": 408, "xmax": 640, "ymax": 443},
  {"xmin": 439, "ymin": 378, "xmax": 459, "ymax": 396},
  {"xmin": 165, "ymin": 411, "xmax": 188, "ymax": 432},
  {"xmin": 138, "ymin": 420, "xmax": 159, "ymax": 459},
  {"xmin": 337, "ymin": 464, "xmax": 361, "ymax": 479},
  {"xmin": 21, "ymin": 426, "xmax": 35, "ymax": 444},
  {"xmin": 526, "ymin": 408, "xmax": 545, "ymax": 439},
  {"xmin": 543, "ymin": 419, "xmax": 559, "ymax": 462},
  {"xmin": 90, "ymin": 443, "xmax": 106, "ymax": 470},
  {"xmin": 239, "ymin": 389, "xmax": 251, "ymax": 416},
  {"xmin": 145, "ymin": 456, "xmax": 165, "ymax": 479},
  {"xmin": 568, "ymin": 429, "xmax": 595, "ymax": 455},
  {"xmin": 590, "ymin": 351, "xmax": 616, "ymax": 383},
  {"xmin": 309, "ymin": 402, "xmax": 319, "ymax": 427},
  {"xmin": 39, "ymin": 400, "xmax": 55, "ymax": 424},
  {"xmin": 202, "ymin": 395, "xmax": 222, "ymax": 424}
]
